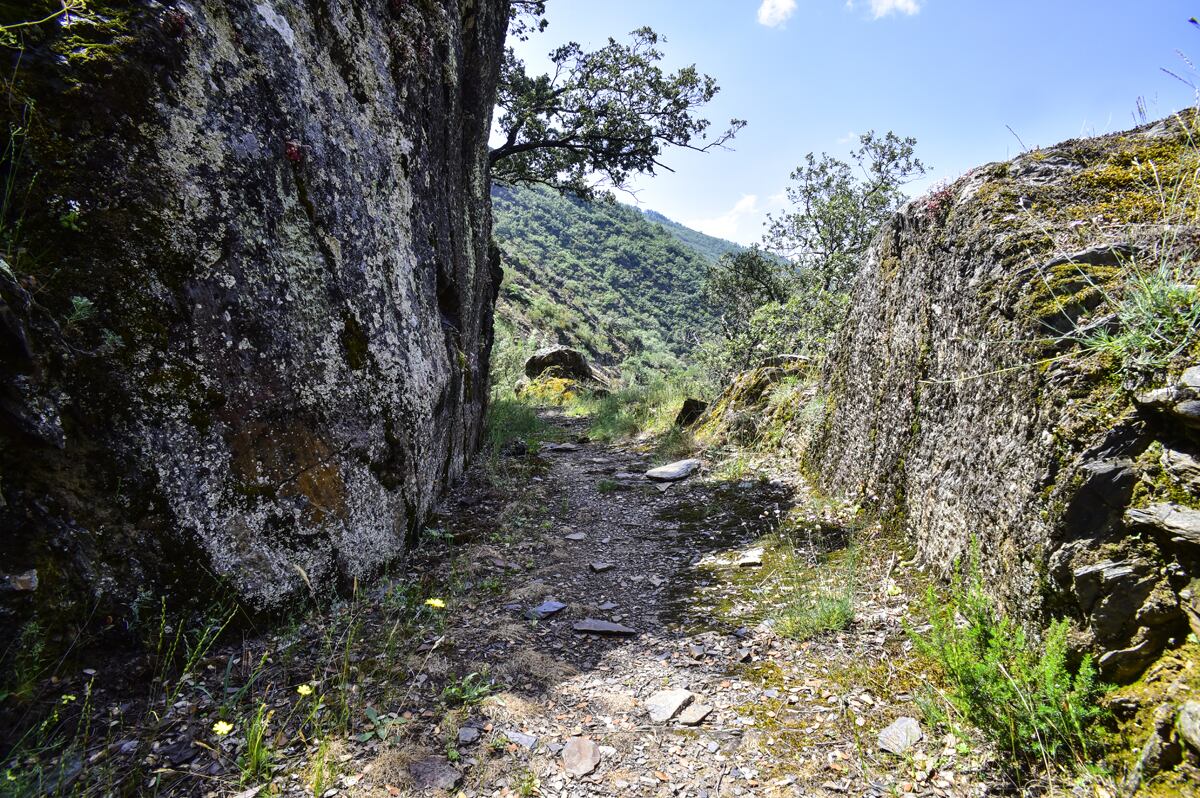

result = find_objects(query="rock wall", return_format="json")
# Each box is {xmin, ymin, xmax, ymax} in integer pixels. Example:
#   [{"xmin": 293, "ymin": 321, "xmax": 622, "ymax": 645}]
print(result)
[
  {"xmin": 809, "ymin": 114, "xmax": 1200, "ymax": 680},
  {"xmin": 0, "ymin": 0, "xmax": 509, "ymax": 635}
]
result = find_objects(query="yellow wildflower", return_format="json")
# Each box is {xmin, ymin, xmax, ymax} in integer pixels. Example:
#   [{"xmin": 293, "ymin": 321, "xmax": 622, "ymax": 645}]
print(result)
[
  {"xmin": 296, "ymin": 684, "xmax": 313, "ymax": 697},
  {"xmin": 212, "ymin": 720, "xmax": 234, "ymax": 736},
  {"xmin": 424, "ymin": 598, "xmax": 446, "ymax": 609}
]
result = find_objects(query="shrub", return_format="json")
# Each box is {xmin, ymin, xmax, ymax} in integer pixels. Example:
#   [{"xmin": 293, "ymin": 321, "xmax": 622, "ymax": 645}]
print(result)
[{"xmin": 909, "ymin": 564, "xmax": 1106, "ymax": 769}]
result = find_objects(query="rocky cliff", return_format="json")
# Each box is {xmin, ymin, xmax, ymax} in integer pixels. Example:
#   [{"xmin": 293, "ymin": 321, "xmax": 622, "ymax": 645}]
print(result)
[
  {"xmin": 808, "ymin": 113, "xmax": 1200, "ymax": 681},
  {"xmin": 0, "ymin": 0, "xmax": 509, "ymax": 636}
]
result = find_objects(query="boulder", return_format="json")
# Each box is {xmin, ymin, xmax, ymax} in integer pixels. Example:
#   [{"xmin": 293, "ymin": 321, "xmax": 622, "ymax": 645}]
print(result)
[
  {"xmin": 524, "ymin": 346, "xmax": 593, "ymax": 381},
  {"xmin": 0, "ymin": 0, "xmax": 512, "ymax": 638},
  {"xmin": 1178, "ymin": 701, "xmax": 1200, "ymax": 752}
]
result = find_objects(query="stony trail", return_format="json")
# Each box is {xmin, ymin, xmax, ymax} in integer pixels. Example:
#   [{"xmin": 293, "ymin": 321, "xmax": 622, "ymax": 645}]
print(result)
[
  {"xmin": 375, "ymin": 411, "xmax": 995, "ymax": 798},
  {"xmin": 22, "ymin": 411, "xmax": 1000, "ymax": 797}
]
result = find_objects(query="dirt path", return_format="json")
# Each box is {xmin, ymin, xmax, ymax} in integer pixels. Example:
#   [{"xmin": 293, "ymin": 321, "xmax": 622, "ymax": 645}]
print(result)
[
  {"xmin": 372, "ymin": 411, "xmax": 995, "ymax": 798},
  {"xmin": 9, "ymin": 411, "xmax": 999, "ymax": 798}
]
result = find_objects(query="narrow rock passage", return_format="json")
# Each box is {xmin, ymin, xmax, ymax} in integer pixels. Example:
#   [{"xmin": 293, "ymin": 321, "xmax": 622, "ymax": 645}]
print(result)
[{"xmin": 376, "ymin": 411, "xmax": 993, "ymax": 798}]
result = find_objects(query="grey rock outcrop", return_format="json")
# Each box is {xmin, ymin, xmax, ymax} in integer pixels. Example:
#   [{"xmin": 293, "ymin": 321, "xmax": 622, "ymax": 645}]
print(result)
[
  {"xmin": 524, "ymin": 345, "xmax": 593, "ymax": 381},
  {"xmin": 807, "ymin": 114, "xmax": 1200, "ymax": 681},
  {"xmin": 0, "ymin": 0, "xmax": 510, "ymax": 635},
  {"xmin": 674, "ymin": 398, "xmax": 708, "ymax": 428}
]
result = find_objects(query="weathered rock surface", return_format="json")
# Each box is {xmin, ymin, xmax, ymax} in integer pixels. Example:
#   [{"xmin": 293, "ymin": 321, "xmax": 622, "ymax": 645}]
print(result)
[
  {"xmin": 803, "ymin": 114, "xmax": 1200, "ymax": 681},
  {"xmin": 0, "ymin": 0, "xmax": 510, "ymax": 634},
  {"xmin": 524, "ymin": 346, "xmax": 593, "ymax": 381},
  {"xmin": 1178, "ymin": 701, "xmax": 1200, "ymax": 752}
]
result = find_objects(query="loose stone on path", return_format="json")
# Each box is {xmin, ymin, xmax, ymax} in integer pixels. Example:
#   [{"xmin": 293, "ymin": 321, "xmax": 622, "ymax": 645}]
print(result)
[
  {"xmin": 646, "ymin": 689, "xmax": 695, "ymax": 723},
  {"xmin": 878, "ymin": 717, "xmax": 923, "ymax": 754},
  {"xmin": 525, "ymin": 600, "xmax": 567, "ymax": 620},
  {"xmin": 573, "ymin": 618, "xmax": 636, "ymax": 635},
  {"xmin": 590, "ymin": 562, "xmax": 614, "ymax": 573},
  {"xmin": 677, "ymin": 702, "xmax": 713, "ymax": 726},
  {"xmin": 645, "ymin": 458, "xmax": 701, "ymax": 482},
  {"xmin": 409, "ymin": 756, "xmax": 462, "ymax": 790},
  {"xmin": 562, "ymin": 737, "xmax": 602, "ymax": 776}
]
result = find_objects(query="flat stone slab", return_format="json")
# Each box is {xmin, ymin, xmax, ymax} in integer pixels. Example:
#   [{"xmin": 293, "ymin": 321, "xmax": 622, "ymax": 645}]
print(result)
[
  {"xmin": 1126, "ymin": 503, "xmax": 1200, "ymax": 545},
  {"xmin": 506, "ymin": 730, "xmax": 537, "ymax": 749},
  {"xmin": 736, "ymin": 547, "xmax": 765, "ymax": 567},
  {"xmin": 562, "ymin": 737, "xmax": 601, "ymax": 776},
  {"xmin": 573, "ymin": 618, "xmax": 636, "ymax": 636},
  {"xmin": 677, "ymin": 703, "xmax": 713, "ymax": 726},
  {"xmin": 525, "ymin": 600, "xmax": 567, "ymax": 620},
  {"xmin": 646, "ymin": 689, "xmax": 695, "ymax": 723},
  {"xmin": 590, "ymin": 562, "xmax": 614, "ymax": 573},
  {"xmin": 564, "ymin": 532, "xmax": 588, "ymax": 541},
  {"xmin": 878, "ymin": 716, "xmax": 923, "ymax": 754},
  {"xmin": 543, "ymin": 443, "xmax": 579, "ymax": 452},
  {"xmin": 409, "ymin": 756, "xmax": 462, "ymax": 790},
  {"xmin": 645, "ymin": 459, "xmax": 701, "ymax": 482}
]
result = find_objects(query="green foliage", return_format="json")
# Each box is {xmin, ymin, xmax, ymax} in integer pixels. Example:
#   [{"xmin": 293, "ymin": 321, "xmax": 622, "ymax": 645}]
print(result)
[
  {"xmin": 766, "ymin": 131, "xmax": 927, "ymax": 292},
  {"xmin": 440, "ymin": 670, "xmax": 497, "ymax": 707},
  {"xmin": 354, "ymin": 706, "xmax": 403, "ymax": 743},
  {"xmin": 492, "ymin": 184, "xmax": 725, "ymax": 372},
  {"xmin": 596, "ymin": 478, "xmax": 619, "ymax": 493},
  {"xmin": 909, "ymin": 561, "xmax": 1106, "ymax": 769},
  {"xmin": 1, "ymin": 620, "xmax": 46, "ymax": 701},
  {"xmin": 699, "ymin": 131, "xmax": 926, "ymax": 378},
  {"xmin": 491, "ymin": 23, "xmax": 743, "ymax": 197},
  {"xmin": 774, "ymin": 547, "xmax": 856, "ymax": 641},
  {"xmin": 485, "ymin": 397, "xmax": 548, "ymax": 456},
  {"xmin": 515, "ymin": 767, "xmax": 540, "ymax": 797},
  {"xmin": 572, "ymin": 376, "xmax": 696, "ymax": 443},
  {"xmin": 1082, "ymin": 256, "xmax": 1200, "ymax": 382},
  {"xmin": 643, "ymin": 208, "xmax": 745, "ymax": 263},
  {"xmin": 703, "ymin": 247, "xmax": 789, "ymax": 344}
]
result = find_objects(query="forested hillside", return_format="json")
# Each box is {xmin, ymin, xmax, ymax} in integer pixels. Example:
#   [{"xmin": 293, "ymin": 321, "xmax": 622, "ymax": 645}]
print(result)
[{"xmin": 491, "ymin": 185, "xmax": 738, "ymax": 376}]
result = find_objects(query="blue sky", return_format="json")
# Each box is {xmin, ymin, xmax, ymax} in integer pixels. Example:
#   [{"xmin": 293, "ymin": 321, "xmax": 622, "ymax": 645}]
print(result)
[{"xmin": 507, "ymin": 1, "xmax": 1200, "ymax": 244}]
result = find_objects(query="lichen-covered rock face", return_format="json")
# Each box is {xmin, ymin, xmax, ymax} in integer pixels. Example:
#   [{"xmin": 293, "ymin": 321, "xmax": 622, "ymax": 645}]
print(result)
[
  {"xmin": 808, "ymin": 113, "xmax": 1200, "ymax": 681},
  {"xmin": 0, "ymin": 0, "xmax": 510, "ymax": 634}
]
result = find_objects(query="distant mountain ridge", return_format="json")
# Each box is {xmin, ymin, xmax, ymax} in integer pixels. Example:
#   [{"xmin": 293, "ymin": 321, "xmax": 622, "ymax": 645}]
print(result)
[
  {"xmin": 491, "ymin": 185, "xmax": 744, "ymax": 376},
  {"xmin": 640, "ymin": 208, "xmax": 745, "ymax": 265}
]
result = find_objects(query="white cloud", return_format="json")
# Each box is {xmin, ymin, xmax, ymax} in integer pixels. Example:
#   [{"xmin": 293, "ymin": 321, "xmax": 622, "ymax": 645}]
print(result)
[
  {"xmin": 864, "ymin": 0, "xmax": 921, "ymax": 19},
  {"xmin": 757, "ymin": 0, "xmax": 797, "ymax": 28},
  {"xmin": 686, "ymin": 195, "xmax": 761, "ymax": 243}
]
